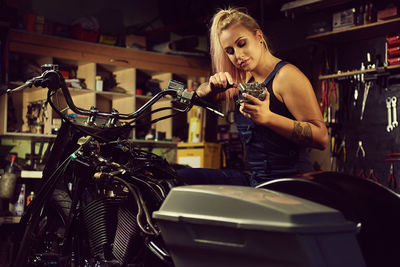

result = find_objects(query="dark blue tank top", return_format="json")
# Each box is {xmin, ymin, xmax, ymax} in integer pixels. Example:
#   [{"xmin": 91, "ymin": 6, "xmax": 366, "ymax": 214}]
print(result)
[{"xmin": 234, "ymin": 61, "xmax": 312, "ymax": 186}]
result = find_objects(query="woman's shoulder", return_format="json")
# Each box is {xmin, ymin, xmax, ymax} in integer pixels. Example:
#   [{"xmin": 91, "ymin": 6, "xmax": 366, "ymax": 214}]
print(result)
[
  {"xmin": 275, "ymin": 63, "xmax": 307, "ymax": 84},
  {"xmin": 276, "ymin": 62, "xmax": 301, "ymax": 75},
  {"xmin": 273, "ymin": 63, "xmax": 311, "ymax": 96}
]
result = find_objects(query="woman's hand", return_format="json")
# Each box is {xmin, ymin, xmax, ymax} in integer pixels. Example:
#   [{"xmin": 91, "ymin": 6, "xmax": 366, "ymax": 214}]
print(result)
[
  {"xmin": 239, "ymin": 89, "xmax": 272, "ymax": 125},
  {"xmin": 196, "ymin": 72, "xmax": 235, "ymax": 98}
]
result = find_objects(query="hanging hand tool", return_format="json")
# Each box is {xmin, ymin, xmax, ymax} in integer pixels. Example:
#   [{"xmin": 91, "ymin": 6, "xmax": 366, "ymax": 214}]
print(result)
[
  {"xmin": 320, "ymin": 79, "xmax": 328, "ymax": 119},
  {"xmin": 356, "ymin": 140, "xmax": 366, "ymax": 158},
  {"xmin": 321, "ymin": 79, "xmax": 337, "ymax": 123},
  {"xmin": 367, "ymin": 169, "xmax": 379, "ymax": 183},
  {"xmin": 356, "ymin": 140, "xmax": 366, "ymax": 178},
  {"xmin": 353, "ymin": 74, "xmax": 360, "ymax": 107},
  {"xmin": 336, "ymin": 137, "xmax": 346, "ymax": 172},
  {"xmin": 328, "ymin": 79, "xmax": 337, "ymax": 105},
  {"xmin": 386, "ymin": 97, "xmax": 394, "ymax": 132},
  {"xmin": 384, "ymin": 153, "xmax": 400, "ymax": 190},
  {"xmin": 387, "ymin": 163, "xmax": 396, "ymax": 190},
  {"xmin": 360, "ymin": 81, "xmax": 371, "ymax": 120},
  {"xmin": 330, "ymin": 134, "xmax": 335, "ymax": 170},
  {"xmin": 391, "ymin": 96, "xmax": 398, "ymax": 128}
]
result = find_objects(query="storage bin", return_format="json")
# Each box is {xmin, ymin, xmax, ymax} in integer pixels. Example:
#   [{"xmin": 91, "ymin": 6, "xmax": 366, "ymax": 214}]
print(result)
[{"xmin": 153, "ymin": 185, "xmax": 366, "ymax": 267}]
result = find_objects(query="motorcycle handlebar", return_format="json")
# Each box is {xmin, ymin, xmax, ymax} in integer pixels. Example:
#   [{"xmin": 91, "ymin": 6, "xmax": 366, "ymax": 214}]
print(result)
[{"xmin": 3, "ymin": 65, "xmax": 224, "ymax": 123}]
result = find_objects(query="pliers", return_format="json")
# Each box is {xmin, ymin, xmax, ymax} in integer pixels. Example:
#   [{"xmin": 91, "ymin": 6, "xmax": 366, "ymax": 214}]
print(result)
[
  {"xmin": 356, "ymin": 140, "xmax": 366, "ymax": 178},
  {"xmin": 328, "ymin": 79, "xmax": 338, "ymax": 105},
  {"xmin": 384, "ymin": 153, "xmax": 400, "ymax": 190},
  {"xmin": 356, "ymin": 141, "xmax": 366, "ymax": 158},
  {"xmin": 321, "ymin": 79, "xmax": 329, "ymax": 116},
  {"xmin": 367, "ymin": 169, "xmax": 379, "ymax": 183},
  {"xmin": 387, "ymin": 163, "xmax": 396, "ymax": 190}
]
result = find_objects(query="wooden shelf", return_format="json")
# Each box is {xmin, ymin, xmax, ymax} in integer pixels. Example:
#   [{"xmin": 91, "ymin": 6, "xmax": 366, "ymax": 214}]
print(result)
[
  {"xmin": 68, "ymin": 88, "xmax": 94, "ymax": 94},
  {"xmin": 0, "ymin": 216, "xmax": 21, "ymax": 224},
  {"xmin": 307, "ymin": 17, "xmax": 400, "ymax": 43},
  {"xmin": 1, "ymin": 133, "xmax": 57, "ymax": 139},
  {"xmin": 319, "ymin": 64, "xmax": 400, "ymax": 80},
  {"xmin": 8, "ymin": 29, "xmax": 210, "ymax": 77}
]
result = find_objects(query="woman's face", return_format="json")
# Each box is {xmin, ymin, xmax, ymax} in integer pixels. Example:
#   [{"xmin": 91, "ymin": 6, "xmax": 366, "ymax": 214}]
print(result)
[{"xmin": 219, "ymin": 23, "xmax": 263, "ymax": 71}]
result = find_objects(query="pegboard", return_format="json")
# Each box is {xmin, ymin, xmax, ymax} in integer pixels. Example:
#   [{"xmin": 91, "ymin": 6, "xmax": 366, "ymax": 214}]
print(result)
[
  {"xmin": 320, "ymin": 32, "xmax": 400, "ymax": 192},
  {"xmin": 333, "ymin": 72, "xmax": 400, "ymax": 192}
]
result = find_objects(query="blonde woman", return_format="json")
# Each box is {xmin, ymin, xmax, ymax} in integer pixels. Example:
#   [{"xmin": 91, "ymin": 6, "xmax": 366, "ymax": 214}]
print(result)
[{"xmin": 178, "ymin": 7, "xmax": 328, "ymax": 187}]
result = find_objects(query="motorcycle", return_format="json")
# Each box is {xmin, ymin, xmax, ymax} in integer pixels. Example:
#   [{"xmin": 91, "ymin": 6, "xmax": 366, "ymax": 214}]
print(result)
[
  {"xmin": 4, "ymin": 64, "xmax": 400, "ymax": 267},
  {"xmin": 5, "ymin": 64, "xmax": 222, "ymax": 267}
]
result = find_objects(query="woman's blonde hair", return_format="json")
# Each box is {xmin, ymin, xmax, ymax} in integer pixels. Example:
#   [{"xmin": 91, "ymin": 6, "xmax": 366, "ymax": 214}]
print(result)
[{"xmin": 209, "ymin": 7, "xmax": 268, "ymax": 101}]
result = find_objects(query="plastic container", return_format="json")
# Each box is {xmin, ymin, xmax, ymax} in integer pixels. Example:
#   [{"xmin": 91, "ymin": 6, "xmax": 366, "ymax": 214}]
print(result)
[
  {"xmin": 388, "ymin": 46, "xmax": 400, "ymax": 58},
  {"xmin": 153, "ymin": 185, "xmax": 366, "ymax": 267},
  {"xmin": 0, "ymin": 154, "xmax": 17, "ymax": 200},
  {"xmin": 95, "ymin": 76, "xmax": 103, "ymax": 92},
  {"xmin": 388, "ymin": 56, "xmax": 400, "ymax": 66},
  {"xmin": 387, "ymin": 34, "xmax": 400, "ymax": 47},
  {"xmin": 0, "ymin": 172, "xmax": 17, "ymax": 199},
  {"xmin": 14, "ymin": 184, "xmax": 25, "ymax": 216}
]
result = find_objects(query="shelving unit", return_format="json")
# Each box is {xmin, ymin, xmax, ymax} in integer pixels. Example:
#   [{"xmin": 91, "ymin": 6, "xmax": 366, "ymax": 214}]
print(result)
[
  {"xmin": 307, "ymin": 17, "xmax": 400, "ymax": 80},
  {"xmin": 319, "ymin": 64, "xmax": 400, "ymax": 80},
  {"xmin": 307, "ymin": 17, "xmax": 400, "ymax": 43},
  {"xmin": 0, "ymin": 29, "xmax": 210, "ymax": 141}
]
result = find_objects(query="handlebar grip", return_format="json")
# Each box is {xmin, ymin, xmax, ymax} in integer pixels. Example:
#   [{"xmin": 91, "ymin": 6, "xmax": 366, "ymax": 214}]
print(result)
[{"xmin": 210, "ymin": 81, "xmax": 236, "ymax": 91}]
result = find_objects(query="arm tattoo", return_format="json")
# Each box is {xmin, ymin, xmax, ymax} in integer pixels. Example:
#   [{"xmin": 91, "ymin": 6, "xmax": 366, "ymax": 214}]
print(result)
[{"xmin": 291, "ymin": 121, "xmax": 313, "ymax": 145}]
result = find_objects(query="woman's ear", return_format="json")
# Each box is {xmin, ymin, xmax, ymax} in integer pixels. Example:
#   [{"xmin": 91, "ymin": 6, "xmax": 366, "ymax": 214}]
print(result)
[{"xmin": 255, "ymin": 29, "xmax": 263, "ymax": 42}]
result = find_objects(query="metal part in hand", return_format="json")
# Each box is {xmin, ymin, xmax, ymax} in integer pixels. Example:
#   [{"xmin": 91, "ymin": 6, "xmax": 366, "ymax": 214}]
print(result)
[
  {"xmin": 391, "ymin": 96, "xmax": 398, "ymax": 128},
  {"xmin": 237, "ymin": 82, "xmax": 267, "ymax": 104},
  {"xmin": 387, "ymin": 97, "xmax": 394, "ymax": 132}
]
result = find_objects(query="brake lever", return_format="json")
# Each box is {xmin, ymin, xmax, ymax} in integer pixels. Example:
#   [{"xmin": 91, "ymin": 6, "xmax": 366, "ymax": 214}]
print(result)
[
  {"xmin": 1, "ymin": 76, "xmax": 39, "ymax": 96},
  {"xmin": 168, "ymin": 80, "xmax": 224, "ymax": 117}
]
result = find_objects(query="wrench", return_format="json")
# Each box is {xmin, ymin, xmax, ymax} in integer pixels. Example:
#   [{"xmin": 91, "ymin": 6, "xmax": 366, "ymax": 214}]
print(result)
[
  {"xmin": 387, "ymin": 97, "xmax": 394, "ymax": 132},
  {"xmin": 392, "ymin": 96, "xmax": 398, "ymax": 128}
]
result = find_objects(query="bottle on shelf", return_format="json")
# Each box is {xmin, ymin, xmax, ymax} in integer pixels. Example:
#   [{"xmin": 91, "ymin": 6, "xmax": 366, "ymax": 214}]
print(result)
[
  {"xmin": 96, "ymin": 76, "xmax": 103, "ymax": 92},
  {"xmin": 14, "ymin": 184, "xmax": 25, "ymax": 216}
]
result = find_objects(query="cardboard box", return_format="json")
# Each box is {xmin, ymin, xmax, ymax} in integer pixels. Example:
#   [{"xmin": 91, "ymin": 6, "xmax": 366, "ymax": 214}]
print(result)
[
  {"xmin": 187, "ymin": 106, "xmax": 205, "ymax": 143},
  {"xmin": 377, "ymin": 7, "xmax": 398, "ymax": 20},
  {"xmin": 177, "ymin": 142, "xmax": 221, "ymax": 169},
  {"xmin": 332, "ymin": 8, "xmax": 355, "ymax": 30}
]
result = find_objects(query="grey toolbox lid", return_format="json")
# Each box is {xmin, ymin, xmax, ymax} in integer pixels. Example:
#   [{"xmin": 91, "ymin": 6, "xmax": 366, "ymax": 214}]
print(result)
[{"xmin": 153, "ymin": 185, "xmax": 356, "ymax": 233}]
